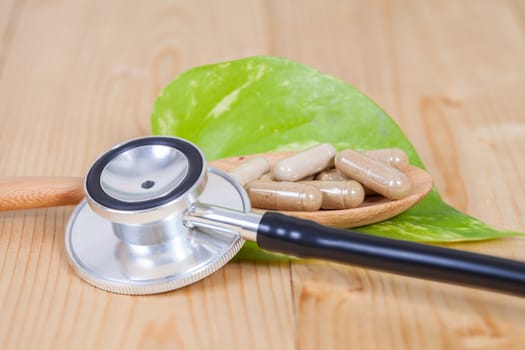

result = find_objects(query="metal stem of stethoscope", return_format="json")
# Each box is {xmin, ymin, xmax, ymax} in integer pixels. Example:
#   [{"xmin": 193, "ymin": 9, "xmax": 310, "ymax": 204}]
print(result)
[
  {"xmin": 65, "ymin": 136, "xmax": 525, "ymax": 296},
  {"xmin": 187, "ymin": 203, "xmax": 525, "ymax": 296}
]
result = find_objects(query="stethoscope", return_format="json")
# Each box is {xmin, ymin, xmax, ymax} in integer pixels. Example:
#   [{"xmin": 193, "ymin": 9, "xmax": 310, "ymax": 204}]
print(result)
[{"xmin": 65, "ymin": 136, "xmax": 525, "ymax": 296}]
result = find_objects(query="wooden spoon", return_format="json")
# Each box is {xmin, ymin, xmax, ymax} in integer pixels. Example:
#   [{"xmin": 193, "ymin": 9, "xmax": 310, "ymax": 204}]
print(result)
[
  {"xmin": 0, "ymin": 151, "xmax": 432, "ymax": 228},
  {"xmin": 212, "ymin": 151, "xmax": 432, "ymax": 228},
  {"xmin": 0, "ymin": 177, "xmax": 84, "ymax": 212}
]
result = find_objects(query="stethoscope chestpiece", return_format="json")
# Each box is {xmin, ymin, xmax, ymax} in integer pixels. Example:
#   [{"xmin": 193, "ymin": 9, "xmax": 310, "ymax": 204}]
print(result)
[
  {"xmin": 85, "ymin": 137, "xmax": 206, "ymax": 224},
  {"xmin": 65, "ymin": 136, "xmax": 250, "ymax": 295}
]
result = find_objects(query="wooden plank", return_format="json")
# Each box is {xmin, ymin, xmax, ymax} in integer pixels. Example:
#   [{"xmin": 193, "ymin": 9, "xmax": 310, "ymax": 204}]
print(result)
[
  {"xmin": 277, "ymin": 0, "xmax": 525, "ymax": 349},
  {"xmin": 0, "ymin": 0, "xmax": 22, "ymax": 78},
  {"xmin": 0, "ymin": 0, "xmax": 294, "ymax": 349}
]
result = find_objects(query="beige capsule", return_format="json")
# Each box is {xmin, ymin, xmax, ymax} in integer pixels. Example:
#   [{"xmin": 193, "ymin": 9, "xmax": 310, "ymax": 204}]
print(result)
[
  {"xmin": 273, "ymin": 143, "xmax": 337, "ymax": 182},
  {"xmin": 315, "ymin": 168, "xmax": 376, "ymax": 195},
  {"xmin": 257, "ymin": 172, "xmax": 315, "ymax": 182},
  {"xmin": 257, "ymin": 172, "xmax": 314, "ymax": 181},
  {"xmin": 315, "ymin": 168, "xmax": 349, "ymax": 181},
  {"xmin": 228, "ymin": 157, "xmax": 270, "ymax": 186},
  {"xmin": 301, "ymin": 180, "xmax": 365, "ymax": 209},
  {"xmin": 246, "ymin": 181, "xmax": 322, "ymax": 211},
  {"xmin": 335, "ymin": 150, "xmax": 410, "ymax": 200},
  {"xmin": 363, "ymin": 148, "xmax": 409, "ymax": 171}
]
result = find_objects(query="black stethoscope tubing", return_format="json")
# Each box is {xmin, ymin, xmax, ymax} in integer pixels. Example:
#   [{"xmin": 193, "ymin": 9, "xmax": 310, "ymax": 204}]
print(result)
[{"xmin": 256, "ymin": 211, "xmax": 525, "ymax": 296}]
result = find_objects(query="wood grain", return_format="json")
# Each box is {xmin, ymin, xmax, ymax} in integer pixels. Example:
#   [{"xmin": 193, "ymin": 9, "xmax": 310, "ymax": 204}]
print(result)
[
  {"xmin": 0, "ymin": 177, "xmax": 83, "ymax": 211},
  {"xmin": 1, "ymin": 0, "xmax": 524, "ymax": 349}
]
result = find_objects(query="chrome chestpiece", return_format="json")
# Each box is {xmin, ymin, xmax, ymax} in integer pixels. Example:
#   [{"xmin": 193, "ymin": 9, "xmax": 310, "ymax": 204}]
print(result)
[{"xmin": 65, "ymin": 137, "xmax": 249, "ymax": 295}]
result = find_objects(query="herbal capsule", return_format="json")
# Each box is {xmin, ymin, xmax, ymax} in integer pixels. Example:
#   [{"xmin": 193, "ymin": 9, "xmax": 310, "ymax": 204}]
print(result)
[
  {"xmin": 363, "ymin": 148, "xmax": 409, "ymax": 171},
  {"xmin": 315, "ymin": 168, "xmax": 376, "ymax": 195},
  {"xmin": 335, "ymin": 150, "xmax": 410, "ymax": 200},
  {"xmin": 301, "ymin": 180, "xmax": 365, "ymax": 209},
  {"xmin": 273, "ymin": 143, "xmax": 337, "ymax": 182},
  {"xmin": 315, "ymin": 168, "xmax": 349, "ymax": 181},
  {"xmin": 246, "ymin": 181, "xmax": 322, "ymax": 211},
  {"xmin": 228, "ymin": 157, "xmax": 270, "ymax": 186}
]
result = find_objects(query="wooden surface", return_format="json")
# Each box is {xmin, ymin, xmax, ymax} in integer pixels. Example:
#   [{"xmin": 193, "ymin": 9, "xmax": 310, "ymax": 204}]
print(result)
[{"xmin": 1, "ymin": 0, "xmax": 524, "ymax": 349}]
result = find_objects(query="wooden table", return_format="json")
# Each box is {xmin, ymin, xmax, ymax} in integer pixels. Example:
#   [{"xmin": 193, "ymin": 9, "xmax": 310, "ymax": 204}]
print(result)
[{"xmin": 1, "ymin": 1, "xmax": 524, "ymax": 349}]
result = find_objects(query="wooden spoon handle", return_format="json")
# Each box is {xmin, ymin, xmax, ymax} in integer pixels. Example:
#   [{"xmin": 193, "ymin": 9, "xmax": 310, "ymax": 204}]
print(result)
[{"xmin": 0, "ymin": 177, "xmax": 84, "ymax": 211}]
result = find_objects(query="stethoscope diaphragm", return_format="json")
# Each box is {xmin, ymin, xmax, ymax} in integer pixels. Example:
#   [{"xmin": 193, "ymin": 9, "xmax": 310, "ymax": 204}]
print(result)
[{"xmin": 66, "ymin": 137, "xmax": 249, "ymax": 294}]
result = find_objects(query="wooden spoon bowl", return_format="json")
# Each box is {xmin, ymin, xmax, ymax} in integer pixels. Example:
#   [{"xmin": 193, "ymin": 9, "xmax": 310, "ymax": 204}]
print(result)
[{"xmin": 210, "ymin": 151, "xmax": 433, "ymax": 228}]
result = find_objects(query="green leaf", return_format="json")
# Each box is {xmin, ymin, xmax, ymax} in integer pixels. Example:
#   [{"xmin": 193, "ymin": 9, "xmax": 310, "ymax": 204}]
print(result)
[{"xmin": 151, "ymin": 56, "xmax": 519, "ymax": 260}]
